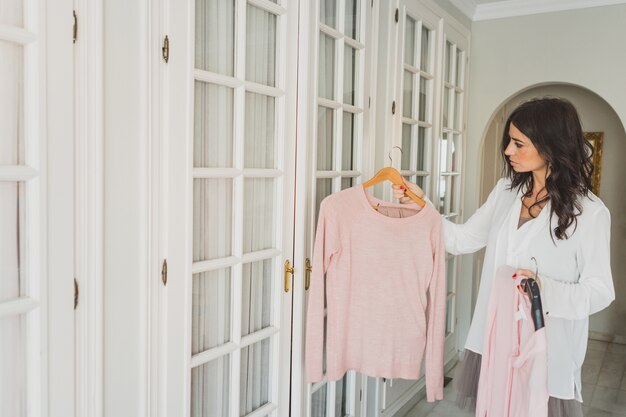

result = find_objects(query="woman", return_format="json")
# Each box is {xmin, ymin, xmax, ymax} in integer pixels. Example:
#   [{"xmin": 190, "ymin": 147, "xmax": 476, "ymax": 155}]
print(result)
[{"xmin": 393, "ymin": 98, "xmax": 614, "ymax": 417}]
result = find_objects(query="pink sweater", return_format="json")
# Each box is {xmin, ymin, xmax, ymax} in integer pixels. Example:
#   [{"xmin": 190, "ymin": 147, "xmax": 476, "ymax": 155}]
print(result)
[{"xmin": 305, "ymin": 185, "xmax": 446, "ymax": 402}]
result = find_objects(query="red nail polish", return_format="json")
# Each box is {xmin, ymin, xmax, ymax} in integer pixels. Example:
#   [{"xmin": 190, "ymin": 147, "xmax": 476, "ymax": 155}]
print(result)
[{"xmin": 512, "ymin": 274, "xmax": 517, "ymax": 277}]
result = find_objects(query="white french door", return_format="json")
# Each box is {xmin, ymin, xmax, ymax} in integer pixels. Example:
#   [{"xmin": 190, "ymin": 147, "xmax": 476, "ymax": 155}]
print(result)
[
  {"xmin": 0, "ymin": 0, "xmax": 75, "ymax": 416},
  {"xmin": 297, "ymin": 0, "xmax": 372, "ymax": 416},
  {"xmin": 166, "ymin": 0, "xmax": 299, "ymax": 416}
]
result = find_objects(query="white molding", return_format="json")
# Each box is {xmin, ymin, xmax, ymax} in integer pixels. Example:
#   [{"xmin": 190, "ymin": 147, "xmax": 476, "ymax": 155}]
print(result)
[
  {"xmin": 0, "ymin": 297, "xmax": 39, "ymax": 318},
  {"xmin": 74, "ymin": 0, "xmax": 104, "ymax": 416},
  {"xmin": 474, "ymin": 0, "xmax": 626, "ymax": 21},
  {"xmin": 447, "ymin": 0, "xmax": 478, "ymax": 20}
]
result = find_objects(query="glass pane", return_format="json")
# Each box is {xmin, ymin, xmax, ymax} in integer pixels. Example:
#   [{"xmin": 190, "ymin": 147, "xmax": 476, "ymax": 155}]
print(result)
[
  {"xmin": 404, "ymin": 16, "xmax": 415, "ymax": 66},
  {"xmin": 440, "ymin": 135, "xmax": 450, "ymax": 173},
  {"xmin": 401, "ymin": 124, "xmax": 412, "ymax": 171},
  {"xmin": 316, "ymin": 179, "xmax": 333, "ymax": 229},
  {"xmin": 341, "ymin": 177, "xmax": 354, "ymax": 190},
  {"xmin": 0, "ymin": 41, "xmax": 23, "ymax": 165},
  {"xmin": 455, "ymin": 92, "xmax": 463, "ymax": 131},
  {"xmin": 0, "ymin": 315, "xmax": 24, "ymax": 416},
  {"xmin": 451, "ymin": 175, "xmax": 458, "ymax": 213},
  {"xmin": 240, "ymin": 339, "xmax": 271, "ymax": 415},
  {"xmin": 343, "ymin": 45, "xmax": 356, "ymax": 105},
  {"xmin": 446, "ymin": 298, "xmax": 453, "ymax": 336},
  {"xmin": 456, "ymin": 49, "xmax": 463, "ymax": 86},
  {"xmin": 193, "ymin": 179, "xmax": 233, "ymax": 261},
  {"xmin": 245, "ymin": 92, "xmax": 276, "ymax": 169},
  {"xmin": 320, "ymin": 0, "xmax": 337, "ymax": 28},
  {"xmin": 416, "ymin": 175, "xmax": 426, "ymax": 190},
  {"xmin": 0, "ymin": 182, "xmax": 20, "ymax": 302},
  {"xmin": 446, "ymin": 258, "xmax": 455, "ymax": 294},
  {"xmin": 191, "ymin": 356, "xmax": 230, "ymax": 417},
  {"xmin": 318, "ymin": 33, "xmax": 335, "ymax": 100},
  {"xmin": 243, "ymin": 178, "xmax": 276, "ymax": 253},
  {"xmin": 246, "ymin": 5, "xmax": 277, "ymax": 87},
  {"xmin": 311, "ymin": 384, "xmax": 328, "ymax": 417},
  {"xmin": 445, "ymin": 41, "xmax": 452, "ymax": 83},
  {"xmin": 443, "ymin": 88, "xmax": 450, "ymax": 128},
  {"xmin": 317, "ymin": 107, "xmax": 334, "ymax": 170},
  {"xmin": 192, "ymin": 269, "xmax": 232, "ymax": 354},
  {"xmin": 345, "ymin": 0, "xmax": 359, "ymax": 40},
  {"xmin": 194, "ymin": 82, "xmax": 233, "ymax": 168},
  {"xmin": 195, "ymin": 0, "xmax": 234, "ymax": 75},
  {"xmin": 335, "ymin": 376, "xmax": 348, "ymax": 417},
  {"xmin": 342, "ymin": 112, "xmax": 354, "ymax": 170},
  {"xmin": 241, "ymin": 260, "xmax": 272, "ymax": 336},
  {"xmin": 418, "ymin": 77, "xmax": 428, "ymax": 122},
  {"xmin": 0, "ymin": 1, "xmax": 23, "ymax": 26},
  {"xmin": 417, "ymin": 127, "xmax": 427, "ymax": 171},
  {"xmin": 420, "ymin": 26, "xmax": 430, "ymax": 72},
  {"xmin": 402, "ymin": 71, "xmax": 413, "ymax": 118},
  {"xmin": 439, "ymin": 176, "xmax": 449, "ymax": 214},
  {"xmin": 452, "ymin": 134, "xmax": 460, "ymax": 172}
]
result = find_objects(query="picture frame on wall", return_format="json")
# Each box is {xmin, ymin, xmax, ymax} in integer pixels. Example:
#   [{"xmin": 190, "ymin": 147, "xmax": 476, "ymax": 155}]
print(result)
[{"xmin": 584, "ymin": 132, "xmax": 604, "ymax": 196}]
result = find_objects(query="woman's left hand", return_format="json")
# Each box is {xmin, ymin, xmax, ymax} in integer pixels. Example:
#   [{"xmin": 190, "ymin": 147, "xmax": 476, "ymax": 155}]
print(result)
[{"xmin": 512, "ymin": 269, "xmax": 542, "ymax": 295}]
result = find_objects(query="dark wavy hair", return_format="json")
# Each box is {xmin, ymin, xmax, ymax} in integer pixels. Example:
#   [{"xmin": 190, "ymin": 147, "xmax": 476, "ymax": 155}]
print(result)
[{"xmin": 500, "ymin": 97, "xmax": 594, "ymax": 240}]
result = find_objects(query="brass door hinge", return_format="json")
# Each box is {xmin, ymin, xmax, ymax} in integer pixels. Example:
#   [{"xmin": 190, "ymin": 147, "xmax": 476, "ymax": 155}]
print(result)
[
  {"xmin": 161, "ymin": 259, "xmax": 168, "ymax": 286},
  {"xmin": 73, "ymin": 10, "xmax": 78, "ymax": 43},
  {"xmin": 74, "ymin": 278, "xmax": 79, "ymax": 309},
  {"xmin": 162, "ymin": 35, "xmax": 170, "ymax": 63},
  {"xmin": 284, "ymin": 260, "xmax": 294, "ymax": 293}
]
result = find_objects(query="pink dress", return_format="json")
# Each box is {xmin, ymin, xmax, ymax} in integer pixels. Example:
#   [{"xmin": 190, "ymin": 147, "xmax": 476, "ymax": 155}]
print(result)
[{"xmin": 476, "ymin": 265, "xmax": 548, "ymax": 417}]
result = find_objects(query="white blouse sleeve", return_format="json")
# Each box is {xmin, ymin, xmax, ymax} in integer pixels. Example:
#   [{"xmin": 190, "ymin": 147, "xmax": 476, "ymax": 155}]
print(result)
[
  {"xmin": 541, "ymin": 206, "xmax": 615, "ymax": 320},
  {"xmin": 443, "ymin": 178, "xmax": 505, "ymax": 255}
]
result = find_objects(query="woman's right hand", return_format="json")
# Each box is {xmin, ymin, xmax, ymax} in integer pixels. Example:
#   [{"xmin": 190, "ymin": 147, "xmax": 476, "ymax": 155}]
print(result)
[{"xmin": 392, "ymin": 178, "xmax": 425, "ymax": 204}]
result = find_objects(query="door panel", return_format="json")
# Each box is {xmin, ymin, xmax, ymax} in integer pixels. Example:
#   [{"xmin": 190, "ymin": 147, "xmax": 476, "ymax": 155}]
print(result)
[{"xmin": 166, "ymin": 0, "xmax": 298, "ymax": 416}]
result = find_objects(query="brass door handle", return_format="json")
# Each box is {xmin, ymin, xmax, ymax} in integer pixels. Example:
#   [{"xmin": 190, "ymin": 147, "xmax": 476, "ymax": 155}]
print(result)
[
  {"xmin": 305, "ymin": 258, "xmax": 312, "ymax": 290},
  {"xmin": 284, "ymin": 260, "xmax": 294, "ymax": 293}
]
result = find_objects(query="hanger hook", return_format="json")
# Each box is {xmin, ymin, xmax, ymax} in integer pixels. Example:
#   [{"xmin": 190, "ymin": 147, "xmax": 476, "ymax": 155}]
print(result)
[{"xmin": 388, "ymin": 146, "xmax": 403, "ymax": 165}]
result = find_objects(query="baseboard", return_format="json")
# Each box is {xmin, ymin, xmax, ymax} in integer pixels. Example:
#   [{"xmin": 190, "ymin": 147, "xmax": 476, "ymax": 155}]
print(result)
[{"xmin": 589, "ymin": 331, "xmax": 626, "ymax": 345}]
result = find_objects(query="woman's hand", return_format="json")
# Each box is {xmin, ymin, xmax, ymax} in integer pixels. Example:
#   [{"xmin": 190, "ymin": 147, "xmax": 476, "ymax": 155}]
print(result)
[
  {"xmin": 391, "ymin": 178, "xmax": 425, "ymax": 204},
  {"xmin": 512, "ymin": 269, "xmax": 542, "ymax": 295}
]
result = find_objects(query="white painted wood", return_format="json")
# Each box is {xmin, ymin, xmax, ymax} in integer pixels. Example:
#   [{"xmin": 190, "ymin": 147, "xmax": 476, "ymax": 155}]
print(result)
[
  {"xmin": 74, "ymin": 0, "xmax": 105, "ymax": 416},
  {"xmin": 474, "ymin": 0, "xmax": 626, "ymax": 21},
  {"xmin": 0, "ymin": 297, "xmax": 39, "ymax": 318},
  {"xmin": 0, "ymin": 165, "xmax": 38, "ymax": 181},
  {"xmin": 45, "ymin": 0, "xmax": 76, "ymax": 415},
  {"xmin": 0, "ymin": 24, "xmax": 37, "ymax": 44}
]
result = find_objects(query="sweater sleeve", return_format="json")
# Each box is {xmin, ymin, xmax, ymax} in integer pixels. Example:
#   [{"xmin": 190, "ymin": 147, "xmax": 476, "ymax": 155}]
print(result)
[
  {"xmin": 541, "ymin": 206, "xmax": 615, "ymax": 320},
  {"xmin": 425, "ymin": 217, "xmax": 446, "ymax": 402},
  {"xmin": 305, "ymin": 199, "xmax": 339, "ymax": 383},
  {"xmin": 443, "ymin": 178, "xmax": 505, "ymax": 255}
]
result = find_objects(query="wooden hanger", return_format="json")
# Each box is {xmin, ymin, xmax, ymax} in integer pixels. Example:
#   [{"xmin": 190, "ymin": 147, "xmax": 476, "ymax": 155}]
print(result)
[{"xmin": 362, "ymin": 167, "xmax": 426, "ymax": 207}]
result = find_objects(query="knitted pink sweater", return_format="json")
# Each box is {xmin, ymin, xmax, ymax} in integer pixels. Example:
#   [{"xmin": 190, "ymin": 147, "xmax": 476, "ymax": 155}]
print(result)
[{"xmin": 305, "ymin": 185, "xmax": 446, "ymax": 402}]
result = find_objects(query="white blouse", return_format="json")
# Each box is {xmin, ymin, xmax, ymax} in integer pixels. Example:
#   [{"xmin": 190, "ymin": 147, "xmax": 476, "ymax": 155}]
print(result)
[{"xmin": 444, "ymin": 178, "xmax": 614, "ymax": 401}]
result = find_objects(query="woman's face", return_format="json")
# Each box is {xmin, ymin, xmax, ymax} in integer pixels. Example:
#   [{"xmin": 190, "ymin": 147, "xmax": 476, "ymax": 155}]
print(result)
[{"xmin": 504, "ymin": 123, "xmax": 548, "ymax": 173}]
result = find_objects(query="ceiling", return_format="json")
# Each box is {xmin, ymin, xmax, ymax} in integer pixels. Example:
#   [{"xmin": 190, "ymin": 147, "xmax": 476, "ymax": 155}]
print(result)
[{"xmin": 449, "ymin": 0, "xmax": 626, "ymax": 21}]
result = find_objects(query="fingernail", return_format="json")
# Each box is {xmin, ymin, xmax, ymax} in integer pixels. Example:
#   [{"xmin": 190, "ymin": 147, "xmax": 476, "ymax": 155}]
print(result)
[{"xmin": 512, "ymin": 274, "xmax": 517, "ymax": 277}]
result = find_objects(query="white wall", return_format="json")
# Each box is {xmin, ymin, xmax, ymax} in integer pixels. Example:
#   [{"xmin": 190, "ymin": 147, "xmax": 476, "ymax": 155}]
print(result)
[
  {"xmin": 462, "ymin": 4, "xmax": 626, "ymax": 346},
  {"xmin": 103, "ymin": 0, "xmax": 150, "ymax": 415}
]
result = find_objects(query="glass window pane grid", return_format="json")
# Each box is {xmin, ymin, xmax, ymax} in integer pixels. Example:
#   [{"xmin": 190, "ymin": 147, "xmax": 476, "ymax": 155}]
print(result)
[
  {"xmin": 192, "ymin": 269, "xmax": 232, "ymax": 355},
  {"xmin": 420, "ymin": 25, "xmax": 432, "ymax": 74},
  {"xmin": 194, "ymin": 82, "xmax": 234, "ymax": 168},
  {"xmin": 244, "ymin": 92, "xmax": 276, "ymax": 169},
  {"xmin": 320, "ymin": 0, "xmax": 338, "ymax": 29},
  {"xmin": 344, "ymin": 0, "xmax": 359, "ymax": 41},
  {"xmin": 243, "ymin": 178, "xmax": 276, "ymax": 253},
  {"xmin": 318, "ymin": 33, "xmax": 336, "ymax": 100},
  {"xmin": 241, "ymin": 260, "xmax": 273, "ymax": 337},
  {"xmin": 317, "ymin": 106, "xmax": 335, "ymax": 170},
  {"xmin": 239, "ymin": 338, "xmax": 271, "ymax": 415},
  {"xmin": 245, "ymin": 5, "xmax": 277, "ymax": 87},
  {"xmin": 404, "ymin": 15, "xmax": 416, "ymax": 67},
  {"xmin": 191, "ymin": 355, "xmax": 231, "ymax": 417},
  {"xmin": 445, "ymin": 298, "xmax": 454, "ymax": 336},
  {"xmin": 193, "ymin": 179, "xmax": 233, "ymax": 262},
  {"xmin": 194, "ymin": 0, "xmax": 235, "ymax": 75}
]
